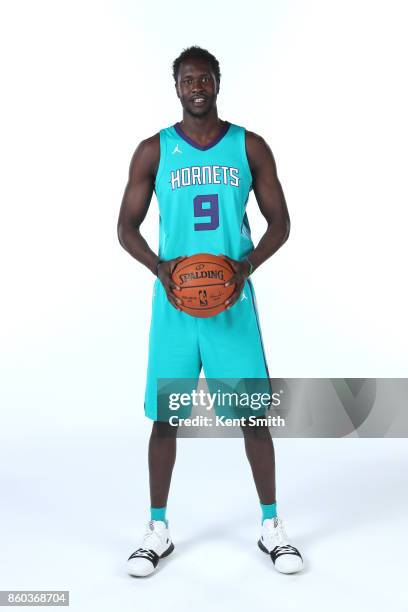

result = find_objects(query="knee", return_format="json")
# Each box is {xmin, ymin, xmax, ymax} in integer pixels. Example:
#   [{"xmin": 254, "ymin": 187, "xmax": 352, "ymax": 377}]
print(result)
[
  {"xmin": 151, "ymin": 420, "xmax": 179, "ymax": 439},
  {"xmin": 241, "ymin": 421, "xmax": 272, "ymax": 441}
]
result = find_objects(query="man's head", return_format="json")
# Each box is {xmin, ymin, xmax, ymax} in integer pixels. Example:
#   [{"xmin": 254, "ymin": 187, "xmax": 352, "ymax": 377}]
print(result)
[{"xmin": 172, "ymin": 46, "xmax": 221, "ymax": 117}]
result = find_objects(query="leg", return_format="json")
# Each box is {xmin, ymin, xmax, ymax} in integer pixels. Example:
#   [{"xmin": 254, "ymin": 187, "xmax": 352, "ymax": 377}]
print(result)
[
  {"xmin": 127, "ymin": 421, "xmax": 179, "ymax": 577},
  {"xmin": 128, "ymin": 279, "xmax": 200, "ymax": 577},
  {"xmin": 199, "ymin": 278, "xmax": 275, "ymax": 503},
  {"xmin": 241, "ymin": 422, "xmax": 276, "ymax": 504},
  {"xmin": 197, "ymin": 278, "xmax": 303, "ymax": 573},
  {"xmin": 149, "ymin": 421, "xmax": 179, "ymax": 508}
]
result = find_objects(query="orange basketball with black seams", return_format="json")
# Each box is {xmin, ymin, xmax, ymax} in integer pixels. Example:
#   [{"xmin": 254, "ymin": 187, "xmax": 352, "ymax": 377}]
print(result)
[{"xmin": 171, "ymin": 253, "xmax": 236, "ymax": 318}]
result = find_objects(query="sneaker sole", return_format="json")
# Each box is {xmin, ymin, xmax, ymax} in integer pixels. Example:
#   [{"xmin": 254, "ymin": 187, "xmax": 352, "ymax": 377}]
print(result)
[
  {"xmin": 258, "ymin": 539, "xmax": 269, "ymax": 555},
  {"xmin": 160, "ymin": 542, "xmax": 175, "ymax": 558}
]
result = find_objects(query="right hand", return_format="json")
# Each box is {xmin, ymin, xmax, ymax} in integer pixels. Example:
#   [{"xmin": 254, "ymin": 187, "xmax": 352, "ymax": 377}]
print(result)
[{"xmin": 157, "ymin": 255, "xmax": 187, "ymax": 311}]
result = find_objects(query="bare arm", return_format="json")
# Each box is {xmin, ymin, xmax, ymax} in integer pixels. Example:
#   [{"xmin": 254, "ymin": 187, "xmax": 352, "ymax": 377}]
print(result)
[
  {"xmin": 117, "ymin": 134, "xmax": 187, "ymax": 310},
  {"xmin": 220, "ymin": 131, "xmax": 290, "ymax": 309},
  {"xmin": 117, "ymin": 134, "xmax": 161, "ymax": 275},
  {"xmin": 245, "ymin": 130, "xmax": 290, "ymax": 272}
]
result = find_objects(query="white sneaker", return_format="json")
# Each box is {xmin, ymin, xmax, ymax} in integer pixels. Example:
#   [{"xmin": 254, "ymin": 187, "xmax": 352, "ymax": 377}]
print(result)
[
  {"xmin": 127, "ymin": 520, "xmax": 174, "ymax": 577},
  {"xmin": 258, "ymin": 517, "xmax": 303, "ymax": 573}
]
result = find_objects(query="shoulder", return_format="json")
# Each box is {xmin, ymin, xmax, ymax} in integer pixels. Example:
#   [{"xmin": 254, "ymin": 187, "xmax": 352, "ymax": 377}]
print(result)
[
  {"xmin": 134, "ymin": 132, "xmax": 161, "ymax": 160},
  {"xmin": 130, "ymin": 132, "xmax": 161, "ymax": 177},
  {"xmin": 244, "ymin": 129, "xmax": 272, "ymax": 156},
  {"xmin": 244, "ymin": 129, "xmax": 275, "ymax": 172}
]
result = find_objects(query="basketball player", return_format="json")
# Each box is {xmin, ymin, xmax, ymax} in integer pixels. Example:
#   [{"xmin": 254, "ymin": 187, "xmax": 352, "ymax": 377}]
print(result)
[{"xmin": 117, "ymin": 46, "xmax": 303, "ymax": 576}]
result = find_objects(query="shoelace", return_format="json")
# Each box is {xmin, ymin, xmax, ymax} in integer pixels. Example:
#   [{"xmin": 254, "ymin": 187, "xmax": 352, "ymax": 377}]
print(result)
[
  {"xmin": 133, "ymin": 547, "xmax": 156, "ymax": 561},
  {"xmin": 140, "ymin": 520, "xmax": 163, "ymax": 549},
  {"xmin": 263, "ymin": 517, "xmax": 289, "ymax": 547},
  {"xmin": 273, "ymin": 518, "xmax": 289, "ymax": 546},
  {"xmin": 274, "ymin": 544, "xmax": 298, "ymax": 554}
]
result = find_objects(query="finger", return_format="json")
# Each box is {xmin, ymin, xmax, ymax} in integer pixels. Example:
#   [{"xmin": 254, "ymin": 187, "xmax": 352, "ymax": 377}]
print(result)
[
  {"xmin": 170, "ymin": 255, "xmax": 188, "ymax": 279},
  {"xmin": 217, "ymin": 253, "xmax": 234, "ymax": 265},
  {"xmin": 166, "ymin": 276, "xmax": 182, "ymax": 291},
  {"xmin": 175, "ymin": 255, "xmax": 188, "ymax": 262},
  {"xmin": 225, "ymin": 271, "xmax": 248, "ymax": 286},
  {"xmin": 170, "ymin": 281, "xmax": 181, "ymax": 292},
  {"xmin": 169, "ymin": 288, "xmax": 182, "ymax": 304},
  {"xmin": 224, "ymin": 273, "xmax": 239, "ymax": 287},
  {"xmin": 161, "ymin": 277, "xmax": 173, "ymax": 288},
  {"xmin": 225, "ymin": 291, "xmax": 238, "ymax": 307},
  {"xmin": 225, "ymin": 283, "xmax": 244, "ymax": 308},
  {"xmin": 217, "ymin": 253, "xmax": 231, "ymax": 262},
  {"xmin": 226, "ymin": 296, "xmax": 239, "ymax": 310},
  {"xmin": 167, "ymin": 292, "xmax": 183, "ymax": 310},
  {"xmin": 168, "ymin": 275, "xmax": 182, "ymax": 290},
  {"xmin": 173, "ymin": 255, "xmax": 188, "ymax": 266}
]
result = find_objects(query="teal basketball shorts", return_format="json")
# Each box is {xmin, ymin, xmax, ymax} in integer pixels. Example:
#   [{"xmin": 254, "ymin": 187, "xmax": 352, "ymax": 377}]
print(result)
[{"xmin": 143, "ymin": 276, "xmax": 271, "ymax": 421}]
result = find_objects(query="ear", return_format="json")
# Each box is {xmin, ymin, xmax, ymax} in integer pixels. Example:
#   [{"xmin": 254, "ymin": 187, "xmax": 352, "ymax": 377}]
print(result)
[{"xmin": 175, "ymin": 82, "xmax": 181, "ymax": 99}]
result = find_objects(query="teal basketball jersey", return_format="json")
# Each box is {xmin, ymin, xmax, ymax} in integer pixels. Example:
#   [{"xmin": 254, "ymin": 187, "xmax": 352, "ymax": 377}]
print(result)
[
  {"xmin": 154, "ymin": 121, "xmax": 254, "ymax": 261},
  {"xmin": 143, "ymin": 120, "xmax": 273, "ymax": 421}
]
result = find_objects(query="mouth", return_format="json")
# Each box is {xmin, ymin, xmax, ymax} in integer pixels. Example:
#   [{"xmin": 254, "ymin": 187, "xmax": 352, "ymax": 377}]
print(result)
[{"xmin": 191, "ymin": 96, "xmax": 207, "ymax": 107}]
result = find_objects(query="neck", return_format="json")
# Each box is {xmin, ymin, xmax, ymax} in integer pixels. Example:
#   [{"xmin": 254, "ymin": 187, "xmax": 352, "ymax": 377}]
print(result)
[{"xmin": 180, "ymin": 108, "xmax": 222, "ymax": 138}]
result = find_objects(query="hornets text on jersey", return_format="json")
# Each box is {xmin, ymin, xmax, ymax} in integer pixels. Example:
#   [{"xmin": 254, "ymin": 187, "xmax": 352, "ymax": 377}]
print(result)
[{"xmin": 154, "ymin": 121, "xmax": 254, "ymax": 262}]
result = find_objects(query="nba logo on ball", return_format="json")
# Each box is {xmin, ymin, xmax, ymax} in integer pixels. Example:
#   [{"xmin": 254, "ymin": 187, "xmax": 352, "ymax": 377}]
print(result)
[{"xmin": 199, "ymin": 290, "xmax": 208, "ymax": 306}]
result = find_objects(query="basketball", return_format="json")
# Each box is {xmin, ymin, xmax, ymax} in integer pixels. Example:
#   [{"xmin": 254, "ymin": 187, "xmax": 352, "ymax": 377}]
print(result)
[{"xmin": 171, "ymin": 253, "xmax": 236, "ymax": 317}]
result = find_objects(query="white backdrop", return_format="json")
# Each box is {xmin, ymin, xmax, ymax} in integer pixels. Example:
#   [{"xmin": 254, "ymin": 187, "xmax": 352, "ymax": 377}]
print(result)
[{"xmin": 0, "ymin": 1, "xmax": 407, "ymax": 610}]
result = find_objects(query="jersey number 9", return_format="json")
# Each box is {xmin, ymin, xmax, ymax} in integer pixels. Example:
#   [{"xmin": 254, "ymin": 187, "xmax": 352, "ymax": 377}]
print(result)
[{"xmin": 193, "ymin": 194, "xmax": 219, "ymax": 231}]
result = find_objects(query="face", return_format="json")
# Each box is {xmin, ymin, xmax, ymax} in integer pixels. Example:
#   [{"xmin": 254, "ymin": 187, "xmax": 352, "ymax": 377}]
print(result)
[{"xmin": 175, "ymin": 58, "xmax": 219, "ymax": 117}]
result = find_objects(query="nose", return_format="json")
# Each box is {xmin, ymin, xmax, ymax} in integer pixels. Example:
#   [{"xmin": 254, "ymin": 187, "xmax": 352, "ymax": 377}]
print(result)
[{"xmin": 191, "ymin": 78, "xmax": 205, "ymax": 93}]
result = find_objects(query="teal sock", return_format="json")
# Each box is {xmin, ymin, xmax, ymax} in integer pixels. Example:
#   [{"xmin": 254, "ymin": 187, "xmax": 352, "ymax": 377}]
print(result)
[
  {"xmin": 150, "ymin": 506, "xmax": 167, "ymax": 524},
  {"xmin": 260, "ymin": 502, "xmax": 277, "ymax": 523}
]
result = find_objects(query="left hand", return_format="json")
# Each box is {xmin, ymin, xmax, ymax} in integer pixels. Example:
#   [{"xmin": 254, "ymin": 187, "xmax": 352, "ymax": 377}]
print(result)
[{"xmin": 217, "ymin": 253, "xmax": 251, "ymax": 310}]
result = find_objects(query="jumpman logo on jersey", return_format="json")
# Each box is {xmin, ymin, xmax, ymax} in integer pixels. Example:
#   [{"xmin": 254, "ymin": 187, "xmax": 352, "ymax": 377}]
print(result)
[
  {"xmin": 172, "ymin": 144, "xmax": 183, "ymax": 155},
  {"xmin": 240, "ymin": 290, "xmax": 248, "ymax": 302}
]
